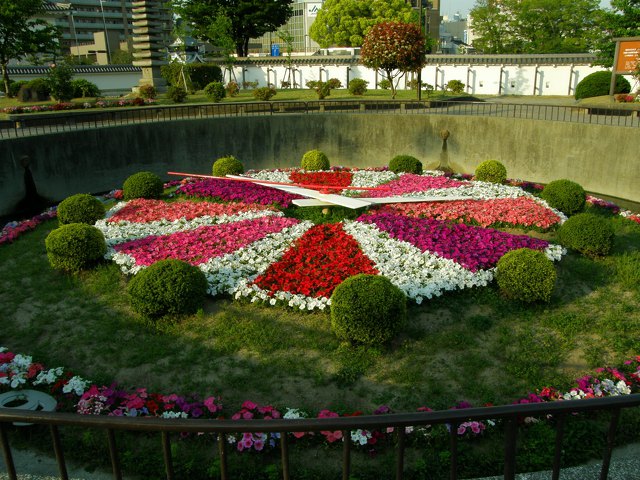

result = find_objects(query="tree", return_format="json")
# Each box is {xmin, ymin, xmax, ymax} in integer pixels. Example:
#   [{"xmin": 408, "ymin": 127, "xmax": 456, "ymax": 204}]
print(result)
[
  {"xmin": 469, "ymin": 0, "xmax": 600, "ymax": 54},
  {"xmin": 309, "ymin": 0, "xmax": 417, "ymax": 48},
  {"xmin": 172, "ymin": 0, "xmax": 293, "ymax": 57},
  {"xmin": 360, "ymin": 21, "xmax": 427, "ymax": 99},
  {"xmin": 593, "ymin": 0, "xmax": 640, "ymax": 67},
  {"xmin": 0, "ymin": 0, "xmax": 59, "ymax": 96}
]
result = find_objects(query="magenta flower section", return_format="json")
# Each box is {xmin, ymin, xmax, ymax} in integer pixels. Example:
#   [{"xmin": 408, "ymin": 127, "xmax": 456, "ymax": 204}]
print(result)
[
  {"xmin": 176, "ymin": 179, "xmax": 303, "ymax": 207},
  {"xmin": 114, "ymin": 216, "xmax": 300, "ymax": 266},
  {"xmin": 358, "ymin": 212, "xmax": 549, "ymax": 271},
  {"xmin": 362, "ymin": 174, "xmax": 467, "ymax": 198}
]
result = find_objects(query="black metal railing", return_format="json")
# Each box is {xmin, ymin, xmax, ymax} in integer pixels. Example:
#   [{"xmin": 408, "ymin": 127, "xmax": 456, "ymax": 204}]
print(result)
[
  {"xmin": 2, "ymin": 394, "xmax": 640, "ymax": 480},
  {"xmin": 1, "ymin": 100, "xmax": 639, "ymax": 139}
]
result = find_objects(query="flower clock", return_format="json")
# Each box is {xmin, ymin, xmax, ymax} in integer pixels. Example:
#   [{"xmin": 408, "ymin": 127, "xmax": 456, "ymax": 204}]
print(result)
[{"xmin": 95, "ymin": 169, "xmax": 567, "ymax": 311}]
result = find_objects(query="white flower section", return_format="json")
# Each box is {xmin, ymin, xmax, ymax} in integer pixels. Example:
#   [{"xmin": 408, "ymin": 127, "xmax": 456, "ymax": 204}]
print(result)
[
  {"xmin": 96, "ymin": 209, "xmax": 283, "ymax": 247},
  {"xmin": 349, "ymin": 170, "xmax": 398, "ymax": 188},
  {"xmin": 351, "ymin": 429, "xmax": 372, "ymax": 445},
  {"xmin": 343, "ymin": 220, "xmax": 494, "ymax": 304},
  {"xmin": 543, "ymin": 244, "xmax": 567, "ymax": 262},
  {"xmin": 244, "ymin": 170, "xmax": 293, "ymax": 183},
  {"xmin": 162, "ymin": 411, "xmax": 189, "ymax": 419},
  {"xmin": 33, "ymin": 367, "xmax": 65, "ymax": 386},
  {"xmin": 283, "ymin": 408, "xmax": 307, "ymax": 419},
  {"xmin": 234, "ymin": 282, "xmax": 331, "ymax": 311},
  {"xmin": 62, "ymin": 375, "xmax": 91, "ymax": 396}
]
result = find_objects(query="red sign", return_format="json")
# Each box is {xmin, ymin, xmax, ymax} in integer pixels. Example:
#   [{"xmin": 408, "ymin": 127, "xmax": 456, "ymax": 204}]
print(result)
[{"xmin": 615, "ymin": 40, "xmax": 640, "ymax": 74}]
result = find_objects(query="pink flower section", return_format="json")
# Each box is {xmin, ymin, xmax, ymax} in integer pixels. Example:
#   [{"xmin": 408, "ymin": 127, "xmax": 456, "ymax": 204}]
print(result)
[
  {"xmin": 107, "ymin": 199, "xmax": 277, "ymax": 223},
  {"xmin": 378, "ymin": 197, "xmax": 562, "ymax": 229},
  {"xmin": 358, "ymin": 212, "xmax": 549, "ymax": 271},
  {"xmin": 177, "ymin": 179, "xmax": 304, "ymax": 207},
  {"xmin": 362, "ymin": 174, "xmax": 467, "ymax": 198},
  {"xmin": 114, "ymin": 216, "xmax": 300, "ymax": 266}
]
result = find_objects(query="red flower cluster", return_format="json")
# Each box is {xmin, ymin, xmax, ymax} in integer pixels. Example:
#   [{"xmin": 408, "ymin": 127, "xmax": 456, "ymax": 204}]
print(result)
[
  {"xmin": 290, "ymin": 171, "xmax": 353, "ymax": 193},
  {"xmin": 253, "ymin": 223, "xmax": 378, "ymax": 298}
]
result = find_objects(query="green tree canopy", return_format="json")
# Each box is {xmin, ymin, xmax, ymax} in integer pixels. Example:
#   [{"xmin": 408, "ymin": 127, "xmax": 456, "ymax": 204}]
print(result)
[
  {"xmin": 309, "ymin": 0, "xmax": 417, "ymax": 48},
  {"xmin": 470, "ymin": 0, "xmax": 600, "ymax": 54},
  {"xmin": 360, "ymin": 21, "xmax": 427, "ymax": 99},
  {"xmin": 593, "ymin": 0, "xmax": 640, "ymax": 67},
  {"xmin": 0, "ymin": 0, "xmax": 59, "ymax": 95},
  {"xmin": 172, "ymin": 0, "xmax": 293, "ymax": 57}
]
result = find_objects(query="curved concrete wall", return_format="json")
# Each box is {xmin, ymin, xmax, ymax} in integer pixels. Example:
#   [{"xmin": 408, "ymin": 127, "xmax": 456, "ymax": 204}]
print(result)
[{"xmin": 1, "ymin": 114, "xmax": 639, "ymax": 217}]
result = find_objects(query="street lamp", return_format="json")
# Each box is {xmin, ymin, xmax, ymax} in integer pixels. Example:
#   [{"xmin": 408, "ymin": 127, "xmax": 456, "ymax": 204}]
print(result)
[{"xmin": 99, "ymin": 0, "xmax": 111, "ymax": 64}]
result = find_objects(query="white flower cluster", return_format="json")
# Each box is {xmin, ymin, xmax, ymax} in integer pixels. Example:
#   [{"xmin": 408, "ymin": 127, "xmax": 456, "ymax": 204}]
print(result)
[
  {"xmin": 162, "ymin": 411, "xmax": 189, "ymax": 419},
  {"xmin": 62, "ymin": 375, "xmax": 91, "ymax": 396},
  {"xmin": 350, "ymin": 429, "xmax": 372, "ymax": 445},
  {"xmin": 96, "ymin": 209, "xmax": 282, "ymax": 247},
  {"xmin": 235, "ymin": 282, "xmax": 331, "ymax": 311},
  {"xmin": 594, "ymin": 379, "xmax": 632, "ymax": 396},
  {"xmin": 33, "ymin": 367, "xmax": 65, "ymax": 386},
  {"xmin": 343, "ymin": 221, "xmax": 494, "ymax": 304},
  {"xmin": 0, "ymin": 354, "xmax": 32, "ymax": 388},
  {"xmin": 283, "ymin": 408, "xmax": 306, "ymax": 419},
  {"xmin": 244, "ymin": 169, "xmax": 294, "ymax": 183},
  {"xmin": 349, "ymin": 170, "xmax": 398, "ymax": 188}
]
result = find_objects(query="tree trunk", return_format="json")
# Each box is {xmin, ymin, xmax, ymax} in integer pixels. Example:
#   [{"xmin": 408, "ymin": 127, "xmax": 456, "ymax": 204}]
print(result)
[{"xmin": 1, "ymin": 61, "xmax": 11, "ymax": 97}]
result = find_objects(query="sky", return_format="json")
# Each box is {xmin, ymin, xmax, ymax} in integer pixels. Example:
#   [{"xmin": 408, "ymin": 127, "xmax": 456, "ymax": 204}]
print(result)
[{"xmin": 440, "ymin": 0, "xmax": 613, "ymax": 20}]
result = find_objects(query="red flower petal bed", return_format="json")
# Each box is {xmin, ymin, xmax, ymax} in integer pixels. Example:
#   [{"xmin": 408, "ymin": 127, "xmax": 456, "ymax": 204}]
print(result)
[
  {"xmin": 377, "ymin": 197, "xmax": 563, "ymax": 230},
  {"xmin": 176, "ymin": 179, "xmax": 303, "ymax": 207},
  {"xmin": 107, "ymin": 198, "xmax": 278, "ymax": 223},
  {"xmin": 114, "ymin": 216, "xmax": 300, "ymax": 266},
  {"xmin": 252, "ymin": 223, "xmax": 378, "ymax": 298},
  {"xmin": 358, "ymin": 212, "xmax": 550, "ymax": 271},
  {"xmin": 361, "ymin": 173, "xmax": 467, "ymax": 197},
  {"xmin": 290, "ymin": 170, "xmax": 353, "ymax": 193}
]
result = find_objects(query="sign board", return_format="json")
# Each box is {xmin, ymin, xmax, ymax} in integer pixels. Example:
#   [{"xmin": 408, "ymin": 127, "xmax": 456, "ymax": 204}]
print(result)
[
  {"xmin": 307, "ymin": 3, "xmax": 321, "ymax": 17},
  {"xmin": 614, "ymin": 39, "xmax": 640, "ymax": 74}
]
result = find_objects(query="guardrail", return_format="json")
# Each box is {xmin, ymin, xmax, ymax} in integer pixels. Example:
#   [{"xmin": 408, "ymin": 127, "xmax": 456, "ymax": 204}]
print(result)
[
  {"xmin": 2, "ymin": 394, "xmax": 640, "ymax": 480},
  {"xmin": 1, "ymin": 100, "xmax": 639, "ymax": 139}
]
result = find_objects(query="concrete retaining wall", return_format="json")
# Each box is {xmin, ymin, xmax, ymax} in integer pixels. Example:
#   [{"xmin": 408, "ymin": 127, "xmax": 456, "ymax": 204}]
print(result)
[{"xmin": 1, "ymin": 114, "xmax": 638, "ymax": 217}]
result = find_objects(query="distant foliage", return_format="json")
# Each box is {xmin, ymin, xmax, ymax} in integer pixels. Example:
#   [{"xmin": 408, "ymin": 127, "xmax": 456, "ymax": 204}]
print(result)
[
  {"xmin": 253, "ymin": 87, "xmax": 277, "ymax": 101},
  {"xmin": 127, "ymin": 259, "xmax": 208, "ymax": 319},
  {"xmin": 161, "ymin": 63, "xmax": 222, "ymax": 91},
  {"xmin": 475, "ymin": 160, "xmax": 507, "ymax": 184},
  {"xmin": 327, "ymin": 78, "xmax": 342, "ymax": 89},
  {"xmin": 45, "ymin": 223, "xmax": 107, "ymax": 273},
  {"xmin": 558, "ymin": 213, "xmax": 614, "ymax": 258},
  {"xmin": 330, "ymin": 274, "xmax": 407, "ymax": 345},
  {"xmin": 575, "ymin": 71, "xmax": 630, "ymax": 100},
  {"xmin": 123, "ymin": 171, "xmax": 164, "ymax": 201},
  {"xmin": 378, "ymin": 79, "xmax": 391, "ymax": 90},
  {"xmin": 212, "ymin": 155, "xmax": 244, "ymax": 177},
  {"xmin": 46, "ymin": 63, "xmax": 74, "ymax": 101},
  {"xmin": 71, "ymin": 79, "xmax": 100, "ymax": 98},
  {"xmin": 226, "ymin": 81, "xmax": 240, "ymax": 97},
  {"xmin": 389, "ymin": 155, "xmax": 423, "ymax": 174},
  {"xmin": 348, "ymin": 78, "xmax": 368, "ymax": 95},
  {"xmin": 446, "ymin": 79, "xmax": 465, "ymax": 94},
  {"xmin": 540, "ymin": 179, "xmax": 586, "ymax": 215},
  {"xmin": 167, "ymin": 86, "xmax": 187, "ymax": 103},
  {"xmin": 138, "ymin": 84, "xmax": 157, "ymax": 99},
  {"xmin": 301, "ymin": 150, "xmax": 330, "ymax": 171},
  {"xmin": 57, "ymin": 194, "xmax": 105, "ymax": 225},
  {"xmin": 496, "ymin": 248, "xmax": 556, "ymax": 303}
]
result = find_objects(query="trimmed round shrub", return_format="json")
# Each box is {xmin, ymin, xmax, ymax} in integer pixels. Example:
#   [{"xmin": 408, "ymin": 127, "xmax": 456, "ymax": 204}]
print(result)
[
  {"xmin": 138, "ymin": 84, "xmax": 157, "ymax": 99},
  {"xmin": 475, "ymin": 159, "xmax": 507, "ymax": 184},
  {"xmin": 558, "ymin": 213, "xmax": 614, "ymax": 258},
  {"xmin": 540, "ymin": 179, "xmax": 586, "ymax": 216},
  {"xmin": 212, "ymin": 155, "xmax": 244, "ymax": 177},
  {"xmin": 122, "ymin": 171, "xmax": 164, "ymax": 201},
  {"xmin": 389, "ymin": 155, "xmax": 423, "ymax": 174},
  {"xmin": 71, "ymin": 79, "xmax": 100, "ymax": 98},
  {"xmin": 57, "ymin": 193, "xmax": 105, "ymax": 225},
  {"xmin": 575, "ymin": 71, "xmax": 631, "ymax": 100},
  {"xmin": 495, "ymin": 248, "xmax": 556, "ymax": 303},
  {"xmin": 167, "ymin": 85, "xmax": 187, "ymax": 103},
  {"xmin": 45, "ymin": 223, "xmax": 107, "ymax": 273},
  {"xmin": 348, "ymin": 78, "xmax": 368, "ymax": 95},
  {"xmin": 127, "ymin": 259, "xmax": 208, "ymax": 318},
  {"xmin": 301, "ymin": 149, "xmax": 330, "ymax": 171},
  {"xmin": 204, "ymin": 81, "xmax": 226, "ymax": 102},
  {"xmin": 253, "ymin": 87, "xmax": 277, "ymax": 101},
  {"xmin": 330, "ymin": 274, "xmax": 407, "ymax": 345}
]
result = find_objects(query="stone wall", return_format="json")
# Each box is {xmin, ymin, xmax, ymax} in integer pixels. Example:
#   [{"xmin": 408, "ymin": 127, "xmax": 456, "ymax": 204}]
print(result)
[{"xmin": 1, "ymin": 114, "xmax": 638, "ymax": 217}]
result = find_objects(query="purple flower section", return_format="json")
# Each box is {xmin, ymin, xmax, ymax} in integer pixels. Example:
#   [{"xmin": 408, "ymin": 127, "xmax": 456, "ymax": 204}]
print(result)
[
  {"xmin": 358, "ymin": 212, "xmax": 550, "ymax": 271},
  {"xmin": 363, "ymin": 174, "xmax": 467, "ymax": 197},
  {"xmin": 176, "ymin": 179, "xmax": 303, "ymax": 207}
]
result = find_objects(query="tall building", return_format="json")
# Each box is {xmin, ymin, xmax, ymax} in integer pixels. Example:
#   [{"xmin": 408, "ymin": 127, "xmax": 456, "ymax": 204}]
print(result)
[{"xmin": 48, "ymin": 1, "xmax": 134, "ymax": 51}]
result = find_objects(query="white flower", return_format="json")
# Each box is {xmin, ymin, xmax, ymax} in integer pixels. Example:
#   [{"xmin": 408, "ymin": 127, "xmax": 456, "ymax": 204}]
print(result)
[
  {"xmin": 161, "ymin": 411, "xmax": 189, "ymax": 419},
  {"xmin": 62, "ymin": 376, "xmax": 91, "ymax": 396},
  {"xmin": 33, "ymin": 367, "xmax": 64, "ymax": 385},
  {"xmin": 350, "ymin": 429, "xmax": 372, "ymax": 445}
]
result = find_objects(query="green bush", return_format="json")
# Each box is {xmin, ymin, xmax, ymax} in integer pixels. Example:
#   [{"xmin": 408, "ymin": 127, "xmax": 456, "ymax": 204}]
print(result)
[
  {"xmin": 378, "ymin": 79, "xmax": 391, "ymax": 90},
  {"xmin": 495, "ymin": 248, "xmax": 556, "ymax": 303},
  {"xmin": 167, "ymin": 86, "xmax": 187, "ymax": 103},
  {"xmin": 138, "ymin": 84, "xmax": 157, "ymax": 99},
  {"xmin": 204, "ymin": 81, "xmax": 226, "ymax": 102},
  {"xmin": 558, "ymin": 213, "xmax": 614, "ymax": 258},
  {"xmin": 330, "ymin": 274, "xmax": 407, "ymax": 345},
  {"xmin": 160, "ymin": 63, "xmax": 222, "ymax": 91},
  {"xmin": 575, "ymin": 71, "xmax": 631, "ymax": 100},
  {"xmin": 301, "ymin": 149, "xmax": 330, "ymax": 171},
  {"xmin": 225, "ymin": 81, "xmax": 240, "ymax": 97},
  {"xmin": 45, "ymin": 223, "xmax": 107, "ymax": 273},
  {"xmin": 212, "ymin": 155, "xmax": 244, "ymax": 177},
  {"xmin": 348, "ymin": 78, "xmax": 368, "ymax": 95},
  {"xmin": 253, "ymin": 87, "xmax": 277, "ymax": 101},
  {"xmin": 540, "ymin": 179, "xmax": 586, "ymax": 215},
  {"xmin": 446, "ymin": 79, "xmax": 465, "ymax": 94},
  {"xmin": 327, "ymin": 78, "xmax": 342, "ymax": 89},
  {"xmin": 27, "ymin": 78, "xmax": 51, "ymax": 99},
  {"xmin": 57, "ymin": 193, "xmax": 105, "ymax": 225},
  {"xmin": 127, "ymin": 259, "xmax": 208, "ymax": 318},
  {"xmin": 475, "ymin": 159, "xmax": 507, "ymax": 184},
  {"xmin": 8, "ymin": 80, "xmax": 28, "ymax": 97},
  {"xmin": 389, "ymin": 155, "xmax": 423, "ymax": 174},
  {"xmin": 71, "ymin": 79, "xmax": 100, "ymax": 98},
  {"xmin": 122, "ymin": 171, "xmax": 164, "ymax": 200},
  {"xmin": 46, "ymin": 63, "xmax": 74, "ymax": 101}
]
